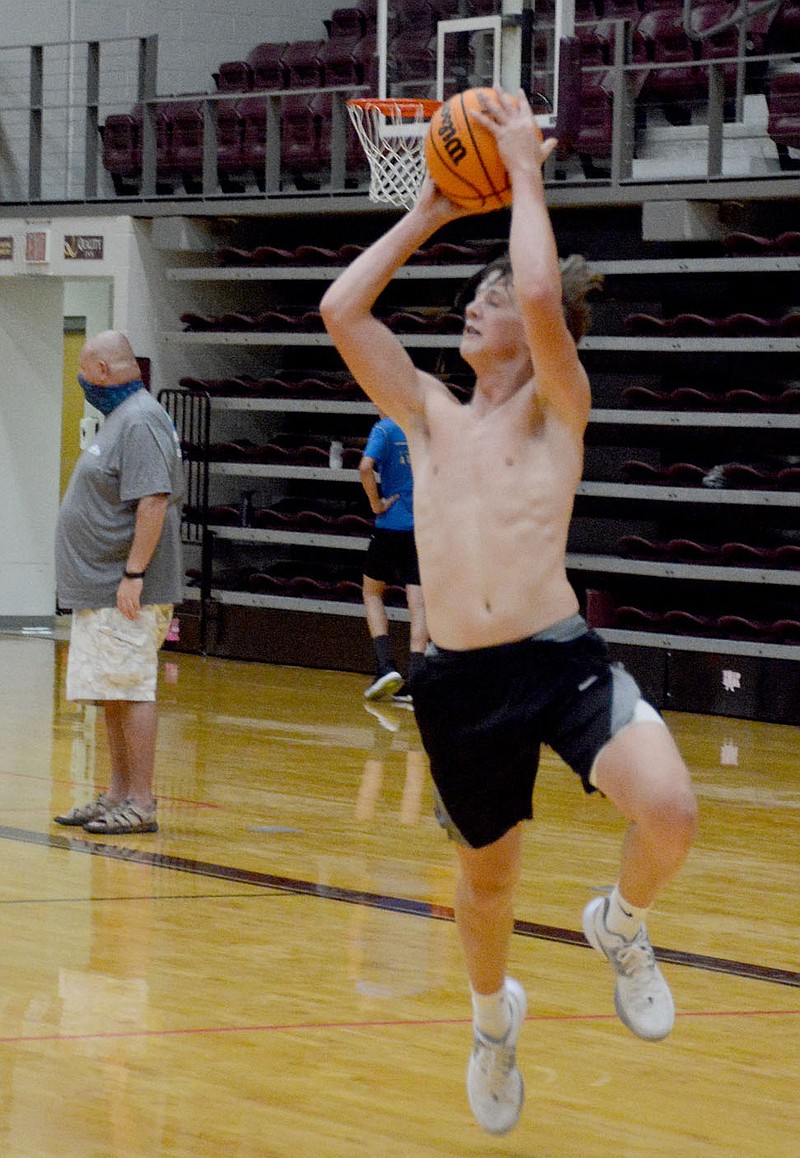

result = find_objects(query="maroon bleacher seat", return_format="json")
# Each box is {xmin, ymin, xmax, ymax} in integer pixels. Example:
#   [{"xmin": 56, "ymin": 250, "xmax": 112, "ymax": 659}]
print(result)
[
  {"xmin": 624, "ymin": 312, "xmax": 671, "ymax": 335},
  {"xmin": 778, "ymin": 390, "xmax": 800, "ymax": 411},
  {"xmin": 574, "ymin": 70, "xmax": 615, "ymax": 168},
  {"xmin": 215, "ymin": 246, "xmax": 253, "ymax": 264},
  {"xmin": 329, "ymin": 6, "xmax": 368, "ymax": 40},
  {"xmin": 665, "ymin": 538, "xmax": 719, "ymax": 562},
  {"xmin": 633, "ymin": 9, "xmax": 707, "ymax": 123},
  {"xmin": 311, "ymin": 92, "xmax": 369, "ymax": 183},
  {"xmin": 720, "ymin": 542, "xmax": 771, "ymax": 565},
  {"xmin": 280, "ymin": 95, "xmax": 324, "ymax": 185},
  {"xmin": 665, "ymin": 462, "xmax": 706, "ymax": 484},
  {"xmin": 767, "ymin": 0, "xmax": 800, "ymax": 51},
  {"xmin": 616, "ymin": 535, "xmax": 667, "ymax": 559},
  {"xmin": 770, "ymin": 618, "xmax": 800, "ymax": 642},
  {"xmin": 717, "ymin": 614, "xmax": 770, "ymax": 640},
  {"xmin": 774, "ymin": 544, "xmax": 800, "ymax": 568},
  {"xmin": 250, "ymin": 245, "xmax": 295, "ymax": 263},
  {"xmin": 717, "ymin": 312, "xmax": 775, "ymax": 336},
  {"xmin": 283, "ymin": 39, "xmax": 326, "ymax": 88},
  {"xmin": 767, "ymin": 71, "xmax": 800, "ymax": 170},
  {"xmin": 386, "ymin": 310, "xmax": 434, "ymax": 333},
  {"xmin": 215, "ymin": 59, "xmax": 253, "ymax": 92},
  {"xmin": 671, "ymin": 312, "xmax": 719, "ymax": 336},
  {"xmin": 776, "ymin": 309, "xmax": 800, "ymax": 335},
  {"xmin": 777, "ymin": 467, "xmax": 800, "ymax": 489},
  {"xmin": 615, "ymin": 605, "xmax": 661, "ymax": 629},
  {"xmin": 332, "ymin": 580, "xmax": 365, "ymax": 603},
  {"xmin": 718, "ymin": 463, "xmax": 770, "ymax": 488},
  {"xmin": 216, "ymin": 312, "xmax": 258, "ymax": 330},
  {"xmin": 294, "ymin": 244, "xmax": 340, "ymax": 263},
  {"xmin": 101, "ymin": 103, "xmax": 174, "ymax": 193},
  {"xmin": 318, "ymin": 37, "xmax": 362, "ymax": 86},
  {"xmin": 351, "ymin": 35, "xmax": 379, "ymax": 94},
  {"xmin": 255, "ymin": 310, "xmax": 303, "ymax": 331},
  {"xmin": 662, "ymin": 609, "xmax": 714, "ymax": 634},
  {"xmin": 621, "ymin": 460, "xmax": 663, "ymax": 482},
  {"xmin": 180, "ymin": 312, "xmax": 217, "ymax": 331},
  {"xmin": 621, "ymin": 385, "xmax": 668, "ymax": 407},
  {"xmin": 690, "ymin": 2, "xmax": 742, "ymax": 98},
  {"xmin": 101, "ymin": 112, "xmax": 141, "ymax": 194},
  {"xmin": 602, "ymin": 0, "xmax": 642, "ymax": 19},
  {"xmin": 161, "ymin": 97, "xmax": 249, "ymax": 193},
  {"xmin": 724, "ymin": 389, "xmax": 773, "ymax": 411},
  {"xmin": 670, "ymin": 387, "xmax": 717, "ymax": 408},
  {"xmin": 249, "ymin": 42, "xmax": 290, "ymax": 90}
]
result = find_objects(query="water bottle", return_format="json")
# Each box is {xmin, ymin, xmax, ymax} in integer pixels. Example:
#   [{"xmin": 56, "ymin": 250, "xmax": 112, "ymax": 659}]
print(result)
[{"xmin": 329, "ymin": 439, "xmax": 344, "ymax": 469}]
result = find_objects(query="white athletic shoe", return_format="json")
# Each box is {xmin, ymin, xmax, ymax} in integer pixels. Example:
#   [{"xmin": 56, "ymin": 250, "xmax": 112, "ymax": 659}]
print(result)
[
  {"xmin": 364, "ymin": 670, "xmax": 403, "ymax": 701},
  {"xmin": 582, "ymin": 895, "xmax": 675, "ymax": 1042},
  {"xmin": 466, "ymin": 978, "xmax": 527, "ymax": 1135}
]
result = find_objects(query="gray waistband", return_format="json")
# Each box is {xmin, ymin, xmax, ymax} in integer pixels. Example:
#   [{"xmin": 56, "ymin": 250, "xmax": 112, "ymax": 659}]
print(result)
[
  {"xmin": 426, "ymin": 613, "xmax": 589, "ymax": 658},
  {"xmin": 532, "ymin": 613, "xmax": 588, "ymax": 643}
]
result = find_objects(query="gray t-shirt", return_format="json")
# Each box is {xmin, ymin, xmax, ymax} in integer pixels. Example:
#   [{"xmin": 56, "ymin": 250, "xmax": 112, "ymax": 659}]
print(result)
[{"xmin": 55, "ymin": 389, "xmax": 185, "ymax": 610}]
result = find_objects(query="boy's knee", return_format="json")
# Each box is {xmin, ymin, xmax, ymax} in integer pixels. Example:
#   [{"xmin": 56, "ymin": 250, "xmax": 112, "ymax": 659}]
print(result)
[{"xmin": 645, "ymin": 785, "xmax": 698, "ymax": 855}]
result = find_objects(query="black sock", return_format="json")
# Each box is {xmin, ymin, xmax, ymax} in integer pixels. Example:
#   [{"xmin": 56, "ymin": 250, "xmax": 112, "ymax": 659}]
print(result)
[
  {"xmin": 408, "ymin": 651, "xmax": 425, "ymax": 681},
  {"xmin": 372, "ymin": 634, "xmax": 394, "ymax": 676}
]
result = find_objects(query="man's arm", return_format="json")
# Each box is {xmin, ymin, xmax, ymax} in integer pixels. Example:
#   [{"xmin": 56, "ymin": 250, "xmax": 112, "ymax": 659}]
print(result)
[
  {"xmin": 321, "ymin": 183, "xmax": 465, "ymax": 431},
  {"xmin": 359, "ymin": 455, "xmax": 398, "ymax": 515},
  {"xmin": 475, "ymin": 92, "xmax": 590, "ymax": 433},
  {"xmin": 118, "ymin": 493, "xmax": 169, "ymax": 620}
]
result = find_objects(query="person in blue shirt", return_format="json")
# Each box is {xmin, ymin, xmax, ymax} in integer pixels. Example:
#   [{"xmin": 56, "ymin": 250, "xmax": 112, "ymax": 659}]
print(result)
[{"xmin": 359, "ymin": 413, "xmax": 427, "ymax": 701}]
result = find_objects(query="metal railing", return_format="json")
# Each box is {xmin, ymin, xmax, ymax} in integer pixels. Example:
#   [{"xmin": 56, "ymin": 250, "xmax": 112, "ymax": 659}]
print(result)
[{"xmin": 0, "ymin": 26, "xmax": 797, "ymax": 208}]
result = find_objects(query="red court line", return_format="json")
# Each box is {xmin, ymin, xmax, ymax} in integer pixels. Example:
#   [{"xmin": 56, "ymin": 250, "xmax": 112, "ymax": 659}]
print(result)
[
  {"xmin": 1, "ymin": 1007, "xmax": 798, "ymax": 1046},
  {"xmin": 0, "ymin": 768, "xmax": 220, "ymax": 809}
]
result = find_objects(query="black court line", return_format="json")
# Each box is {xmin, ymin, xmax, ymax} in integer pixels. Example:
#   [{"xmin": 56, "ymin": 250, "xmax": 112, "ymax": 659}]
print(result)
[{"xmin": 3, "ymin": 824, "xmax": 798, "ymax": 991}]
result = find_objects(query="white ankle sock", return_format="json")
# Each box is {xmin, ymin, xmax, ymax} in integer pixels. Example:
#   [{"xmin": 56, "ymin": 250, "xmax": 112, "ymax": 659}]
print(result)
[
  {"xmin": 604, "ymin": 884, "xmax": 649, "ymax": 941},
  {"xmin": 471, "ymin": 981, "xmax": 511, "ymax": 1040}
]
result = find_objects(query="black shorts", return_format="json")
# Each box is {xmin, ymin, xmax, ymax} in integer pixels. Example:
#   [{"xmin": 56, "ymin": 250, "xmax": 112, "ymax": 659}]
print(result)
[
  {"xmin": 411, "ymin": 617, "xmax": 657, "ymax": 849},
  {"xmin": 363, "ymin": 527, "xmax": 421, "ymax": 586}
]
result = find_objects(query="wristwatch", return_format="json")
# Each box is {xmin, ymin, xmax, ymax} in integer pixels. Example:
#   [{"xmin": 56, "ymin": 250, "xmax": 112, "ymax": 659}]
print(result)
[{"xmin": 123, "ymin": 569, "xmax": 146, "ymax": 580}]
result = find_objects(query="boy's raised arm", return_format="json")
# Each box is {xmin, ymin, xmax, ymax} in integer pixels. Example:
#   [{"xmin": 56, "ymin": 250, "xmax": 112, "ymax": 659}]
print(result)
[{"xmin": 321, "ymin": 181, "xmax": 465, "ymax": 430}]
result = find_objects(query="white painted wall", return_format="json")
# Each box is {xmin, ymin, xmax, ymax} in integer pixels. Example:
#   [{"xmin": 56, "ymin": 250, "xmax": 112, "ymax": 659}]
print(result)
[{"xmin": 0, "ymin": 278, "xmax": 64, "ymax": 619}]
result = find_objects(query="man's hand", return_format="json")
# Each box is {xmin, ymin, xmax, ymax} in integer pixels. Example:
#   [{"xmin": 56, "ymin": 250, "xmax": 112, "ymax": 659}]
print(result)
[
  {"xmin": 117, "ymin": 576, "xmax": 143, "ymax": 620},
  {"xmin": 471, "ymin": 88, "xmax": 558, "ymax": 179}
]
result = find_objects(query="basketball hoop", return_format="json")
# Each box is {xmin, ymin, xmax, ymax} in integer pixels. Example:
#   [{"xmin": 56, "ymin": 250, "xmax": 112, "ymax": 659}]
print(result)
[{"xmin": 347, "ymin": 97, "xmax": 441, "ymax": 209}]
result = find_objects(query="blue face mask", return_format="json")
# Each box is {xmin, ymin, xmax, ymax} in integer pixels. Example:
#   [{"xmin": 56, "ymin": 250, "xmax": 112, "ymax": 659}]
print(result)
[{"xmin": 78, "ymin": 375, "xmax": 144, "ymax": 416}]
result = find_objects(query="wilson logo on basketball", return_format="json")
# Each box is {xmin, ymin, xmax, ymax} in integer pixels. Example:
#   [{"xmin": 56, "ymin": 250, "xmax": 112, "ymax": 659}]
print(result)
[{"xmin": 437, "ymin": 105, "xmax": 467, "ymax": 165}]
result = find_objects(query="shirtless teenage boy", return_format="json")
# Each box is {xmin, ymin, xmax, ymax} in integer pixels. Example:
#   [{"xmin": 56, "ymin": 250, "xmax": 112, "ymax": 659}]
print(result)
[{"xmin": 321, "ymin": 90, "xmax": 697, "ymax": 1136}]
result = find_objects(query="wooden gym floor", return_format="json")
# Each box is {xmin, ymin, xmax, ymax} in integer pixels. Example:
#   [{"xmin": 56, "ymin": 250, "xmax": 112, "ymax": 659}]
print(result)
[{"xmin": 0, "ymin": 632, "xmax": 797, "ymax": 1157}]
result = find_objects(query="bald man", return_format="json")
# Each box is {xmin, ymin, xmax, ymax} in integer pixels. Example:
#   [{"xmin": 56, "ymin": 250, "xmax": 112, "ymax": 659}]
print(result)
[{"xmin": 54, "ymin": 331, "xmax": 184, "ymax": 835}]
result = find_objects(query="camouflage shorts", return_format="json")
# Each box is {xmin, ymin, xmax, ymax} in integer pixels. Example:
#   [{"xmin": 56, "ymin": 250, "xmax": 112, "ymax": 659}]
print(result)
[{"xmin": 66, "ymin": 605, "xmax": 174, "ymax": 702}]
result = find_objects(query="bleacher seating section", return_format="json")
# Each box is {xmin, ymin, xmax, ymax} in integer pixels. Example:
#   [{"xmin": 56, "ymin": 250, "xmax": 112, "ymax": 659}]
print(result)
[{"xmin": 98, "ymin": 0, "xmax": 800, "ymax": 193}]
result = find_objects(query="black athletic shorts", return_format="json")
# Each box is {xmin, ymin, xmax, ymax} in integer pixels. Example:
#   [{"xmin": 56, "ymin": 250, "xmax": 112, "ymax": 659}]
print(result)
[
  {"xmin": 363, "ymin": 527, "xmax": 421, "ymax": 586},
  {"xmin": 411, "ymin": 615, "xmax": 658, "ymax": 849}
]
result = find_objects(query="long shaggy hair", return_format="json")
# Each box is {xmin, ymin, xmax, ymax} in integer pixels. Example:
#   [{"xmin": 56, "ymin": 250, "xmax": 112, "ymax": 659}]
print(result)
[{"xmin": 455, "ymin": 253, "xmax": 604, "ymax": 342}]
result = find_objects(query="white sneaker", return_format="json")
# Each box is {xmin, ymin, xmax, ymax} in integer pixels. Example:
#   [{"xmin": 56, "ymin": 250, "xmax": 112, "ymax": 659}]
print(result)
[
  {"xmin": 582, "ymin": 895, "xmax": 675, "ymax": 1041},
  {"xmin": 364, "ymin": 670, "xmax": 403, "ymax": 701},
  {"xmin": 466, "ymin": 978, "xmax": 526, "ymax": 1135}
]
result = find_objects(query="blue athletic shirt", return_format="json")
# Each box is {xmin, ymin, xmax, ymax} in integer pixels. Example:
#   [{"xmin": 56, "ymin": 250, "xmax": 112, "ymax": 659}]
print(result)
[{"xmin": 363, "ymin": 417, "xmax": 414, "ymax": 531}]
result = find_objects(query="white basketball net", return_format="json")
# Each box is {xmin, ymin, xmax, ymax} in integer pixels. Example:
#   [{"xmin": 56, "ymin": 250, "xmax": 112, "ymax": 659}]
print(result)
[{"xmin": 347, "ymin": 99, "xmax": 437, "ymax": 210}]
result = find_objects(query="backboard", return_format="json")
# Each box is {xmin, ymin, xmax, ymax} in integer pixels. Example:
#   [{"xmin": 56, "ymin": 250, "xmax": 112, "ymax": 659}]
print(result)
[{"xmin": 375, "ymin": 0, "xmax": 575, "ymax": 132}]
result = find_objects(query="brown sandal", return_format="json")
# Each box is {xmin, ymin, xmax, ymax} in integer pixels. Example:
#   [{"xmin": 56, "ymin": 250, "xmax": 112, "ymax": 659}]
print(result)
[{"xmin": 83, "ymin": 800, "xmax": 158, "ymax": 835}]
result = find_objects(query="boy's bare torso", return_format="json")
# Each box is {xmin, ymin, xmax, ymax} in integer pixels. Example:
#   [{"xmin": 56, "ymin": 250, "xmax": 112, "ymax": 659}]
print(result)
[{"xmin": 407, "ymin": 376, "xmax": 584, "ymax": 651}]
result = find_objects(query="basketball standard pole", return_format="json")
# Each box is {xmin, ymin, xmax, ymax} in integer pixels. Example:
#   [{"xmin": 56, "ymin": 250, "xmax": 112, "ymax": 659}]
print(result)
[{"xmin": 378, "ymin": 0, "xmax": 388, "ymax": 100}]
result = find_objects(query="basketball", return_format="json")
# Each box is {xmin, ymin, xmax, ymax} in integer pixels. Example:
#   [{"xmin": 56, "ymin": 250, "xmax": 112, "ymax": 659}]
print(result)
[{"xmin": 425, "ymin": 88, "xmax": 518, "ymax": 213}]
